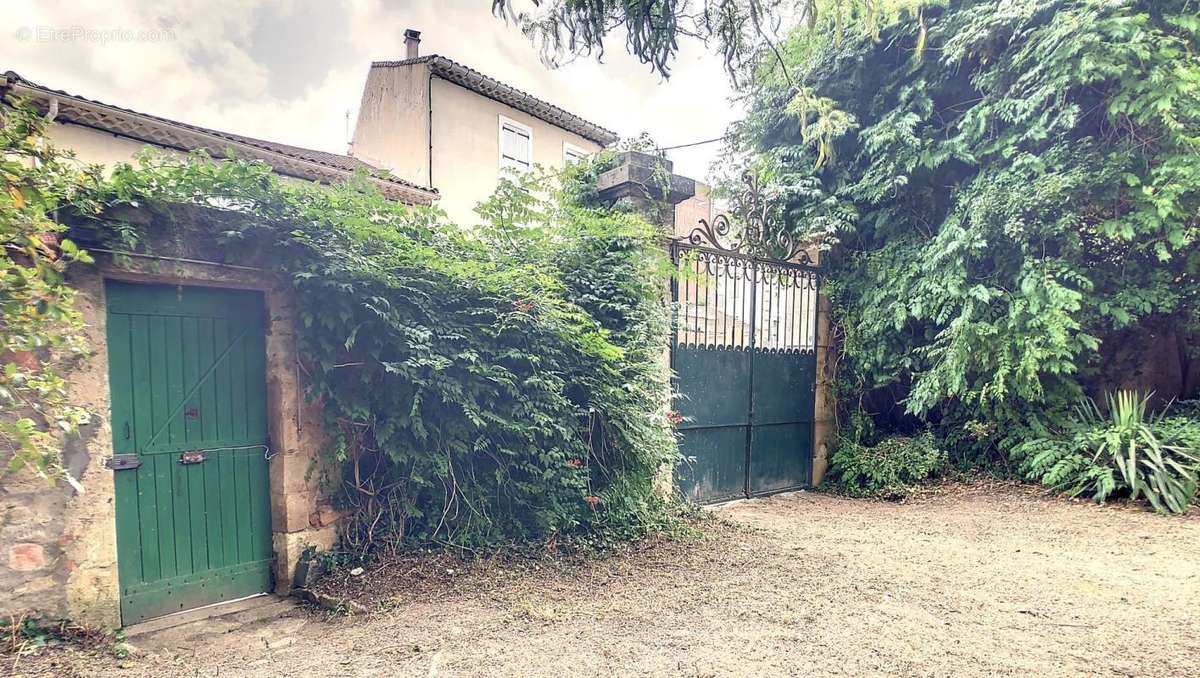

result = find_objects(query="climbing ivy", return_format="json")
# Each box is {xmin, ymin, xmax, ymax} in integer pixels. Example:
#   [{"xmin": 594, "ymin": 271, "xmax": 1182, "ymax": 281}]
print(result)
[
  {"xmin": 95, "ymin": 148, "xmax": 677, "ymax": 549},
  {"xmin": 727, "ymin": 0, "xmax": 1200, "ymax": 462},
  {"xmin": 0, "ymin": 102, "xmax": 98, "ymax": 482}
]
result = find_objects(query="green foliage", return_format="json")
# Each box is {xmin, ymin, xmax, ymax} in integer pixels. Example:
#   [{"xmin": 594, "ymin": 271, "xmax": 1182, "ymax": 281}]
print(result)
[
  {"xmin": 1, "ymin": 615, "xmax": 58, "ymax": 656},
  {"xmin": 1175, "ymin": 400, "xmax": 1200, "ymax": 419},
  {"xmin": 1014, "ymin": 391, "xmax": 1200, "ymax": 513},
  {"xmin": 729, "ymin": 0, "xmax": 1200, "ymax": 477},
  {"xmin": 491, "ymin": 0, "xmax": 928, "ymax": 80},
  {"xmin": 97, "ymin": 147, "xmax": 677, "ymax": 549},
  {"xmin": 0, "ymin": 101, "xmax": 97, "ymax": 481},
  {"xmin": 827, "ymin": 430, "xmax": 945, "ymax": 497}
]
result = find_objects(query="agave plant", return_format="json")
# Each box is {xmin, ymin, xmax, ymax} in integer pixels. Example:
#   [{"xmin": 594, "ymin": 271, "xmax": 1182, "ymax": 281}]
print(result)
[{"xmin": 1076, "ymin": 391, "xmax": 1200, "ymax": 514}]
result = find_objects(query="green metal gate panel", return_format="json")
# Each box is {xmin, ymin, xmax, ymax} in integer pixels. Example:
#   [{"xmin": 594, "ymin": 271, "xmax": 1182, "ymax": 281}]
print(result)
[
  {"xmin": 106, "ymin": 281, "xmax": 272, "ymax": 624},
  {"xmin": 671, "ymin": 242, "xmax": 820, "ymax": 504},
  {"xmin": 749, "ymin": 350, "xmax": 816, "ymax": 495},
  {"xmin": 673, "ymin": 347, "xmax": 750, "ymax": 502}
]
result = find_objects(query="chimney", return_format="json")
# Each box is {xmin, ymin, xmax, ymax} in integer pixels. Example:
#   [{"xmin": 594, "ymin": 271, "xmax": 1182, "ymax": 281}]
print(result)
[{"xmin": 404, "ymin": 29, "xmax": 421, "ymax": 59}]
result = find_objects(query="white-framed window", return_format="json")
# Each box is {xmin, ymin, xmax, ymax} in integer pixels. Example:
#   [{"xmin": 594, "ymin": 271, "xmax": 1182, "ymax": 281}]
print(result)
[
  {"xmin": 563, "ymin": 141, "xmax": 589, "ymax": 165},
  {"xmin": 499, "ymin": 116, "xmax": 533, "ymax": 173}
]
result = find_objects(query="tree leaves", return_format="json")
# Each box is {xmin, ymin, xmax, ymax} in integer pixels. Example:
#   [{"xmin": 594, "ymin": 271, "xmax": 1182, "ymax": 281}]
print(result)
[
  {"xmin": 733, "ymin": 0, "xmax": 1199, "ymax": 452},
  {"xmin": 1, "ymin": 102, "xmax": 98, "ymax": 482}
]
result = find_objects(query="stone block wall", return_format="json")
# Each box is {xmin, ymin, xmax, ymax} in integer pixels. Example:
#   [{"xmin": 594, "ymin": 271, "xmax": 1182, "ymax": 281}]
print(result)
[
  {"xmin": 1, "ymin": 473, "xmax": 72, "ymax": 619},
  {"xmin": 812, "ymin": 293, "xmax": 836, "ymax": 485}
]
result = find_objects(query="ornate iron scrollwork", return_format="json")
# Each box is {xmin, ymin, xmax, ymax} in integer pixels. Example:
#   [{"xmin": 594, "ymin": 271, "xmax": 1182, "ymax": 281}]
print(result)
[{"xmin": 685, "ymin": 172, "xmax": 815, "ymax": 266}]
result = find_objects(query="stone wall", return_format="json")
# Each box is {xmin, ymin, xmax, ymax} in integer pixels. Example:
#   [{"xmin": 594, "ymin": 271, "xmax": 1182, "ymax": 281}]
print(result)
[
  {"xmin": 812, "ymin": 293, "xmax": 836, "ymax": 484},
  {"xmin": 1, "ymin": 471, "xmax": 72, "ymax": 619},
  {"xmin": 0, "ymin": 248, "xmax": 337, "ymax": 628}
]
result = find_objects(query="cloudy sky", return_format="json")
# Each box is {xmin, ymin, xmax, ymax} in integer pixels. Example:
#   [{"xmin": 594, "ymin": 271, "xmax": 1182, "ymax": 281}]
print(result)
[{"xmin": 1, "ymin": 0, "xmax": 744, "ymax": 182}]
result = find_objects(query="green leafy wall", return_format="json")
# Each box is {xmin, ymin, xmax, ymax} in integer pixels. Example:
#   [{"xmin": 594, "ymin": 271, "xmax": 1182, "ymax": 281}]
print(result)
[{"xmin": 728, "ymin": 0, "xmax": 1199, "ymax": 462}]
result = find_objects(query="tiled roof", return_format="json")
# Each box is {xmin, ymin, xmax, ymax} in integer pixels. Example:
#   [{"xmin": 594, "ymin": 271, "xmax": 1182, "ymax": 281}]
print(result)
[
  {"xmin": 371, "ymin": 56, "xmax": 620, "ymax": 147},
  {"xmin": 1, "ymin": 71, "xmax": 438, "ymax": 205}
]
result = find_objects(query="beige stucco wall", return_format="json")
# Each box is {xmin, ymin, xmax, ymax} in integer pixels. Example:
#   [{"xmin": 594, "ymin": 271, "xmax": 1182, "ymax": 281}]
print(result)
[
  {"xmin": 673, "ymin": 183, "xmax": 713, "ymax": 239},
  {"xmin": 47, "ymin": 124, "xmax": 324, "ymax": 196},
  {"xmin": 351, "ymin": 64, "xmax": 605, "ymax": 229},
  {"xmin": 47, "ymin": 122, "xmax": 159, "ymax": 168},
  {"xmin": 429, "ymin": 77, "xmax": 602, "ymax": 227},
  {"xmin": 350, "ymin": 62, "xmax": 432, "ymax": 188}
]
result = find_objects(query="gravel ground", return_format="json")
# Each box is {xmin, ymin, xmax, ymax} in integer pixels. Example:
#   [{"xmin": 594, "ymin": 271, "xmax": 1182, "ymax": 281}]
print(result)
[{"xmin": 12, "ymin": 482, "xmax": 1200, "ymax": 677}]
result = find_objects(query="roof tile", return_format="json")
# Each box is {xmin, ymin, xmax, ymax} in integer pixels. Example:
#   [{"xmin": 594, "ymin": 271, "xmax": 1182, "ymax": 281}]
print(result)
[{"xmin": 2, "ymin": 70, "xmax": 438, "ymax": 204}]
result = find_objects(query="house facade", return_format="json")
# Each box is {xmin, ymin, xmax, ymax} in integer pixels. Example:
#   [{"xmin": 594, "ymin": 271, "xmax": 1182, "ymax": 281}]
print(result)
[
  {"xmin": 350, "ymin": 29, "xmax": 619, "ymax": 226},
  {"xmin": 0, "ymin": 72, "xmax": 436, "ymax": 628},
  {"xmin": 0, "ymin": 47, "xmax": 762, "ymax": 630}
]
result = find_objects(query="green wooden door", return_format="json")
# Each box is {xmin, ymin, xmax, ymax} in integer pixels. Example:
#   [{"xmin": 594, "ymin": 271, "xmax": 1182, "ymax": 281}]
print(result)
[{"xmin": 106, "ymin": 281, "xmax": 272, "ymax": 625}]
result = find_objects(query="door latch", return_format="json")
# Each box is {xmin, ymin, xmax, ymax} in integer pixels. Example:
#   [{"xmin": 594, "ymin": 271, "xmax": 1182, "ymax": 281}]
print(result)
[
  {"xmin": 105, "ymin": 454, "xmax": 142, "ymax": 471},
  {"xmin": 179, "ymin": 450, "xmax": 207, "ymax": 465}
]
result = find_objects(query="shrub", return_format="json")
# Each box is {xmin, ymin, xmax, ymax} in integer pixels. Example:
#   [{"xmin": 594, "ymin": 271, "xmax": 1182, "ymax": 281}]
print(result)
[
  {"xmin": 1174, "ymin": 400, "xmax": 1200, "ymax": 419},
  {"xmin": 827, "ymin": 431, "xmax": 945, "ymax": 498},
  {"xmin": 1014, "ymin": 391, "xmax": 1200, "ymax": 513}
]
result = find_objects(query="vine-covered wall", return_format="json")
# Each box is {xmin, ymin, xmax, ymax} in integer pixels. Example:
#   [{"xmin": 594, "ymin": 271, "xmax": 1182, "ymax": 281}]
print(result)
[
  {"xmin": 2, "ymin": 95, "xmax": 693, "ymax": 622},
  {"xmin": 57, "ymin": 129, "xmax": 677, "ymax": 554}
]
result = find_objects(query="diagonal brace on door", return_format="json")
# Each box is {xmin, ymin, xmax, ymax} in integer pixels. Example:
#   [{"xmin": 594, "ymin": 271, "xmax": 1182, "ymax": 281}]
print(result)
[{"xmin": 141, "ymin": 326, "xmax": 250, "ymax": 450}]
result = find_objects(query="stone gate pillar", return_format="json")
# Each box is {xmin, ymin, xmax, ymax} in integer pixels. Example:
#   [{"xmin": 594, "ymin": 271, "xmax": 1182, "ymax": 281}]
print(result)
[
  {"xmin": 596, "ymin": 152, "xmax": 695, "ymax": 496},
  {"xmin": 595, "ymin": 151, "xmax": 697, "ymax": 230}
]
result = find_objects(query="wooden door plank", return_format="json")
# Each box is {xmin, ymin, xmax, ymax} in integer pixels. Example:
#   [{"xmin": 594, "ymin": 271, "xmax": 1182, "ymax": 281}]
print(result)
[
  {"xmin": 166, "ymin": 316, "xmax": 187, "ymax": 447},
  {"xmin": 243, "ymin": 328, "xmax": 272, "ymax": 560},
  {"xmin": 148, "ymin": 317, "xmax": 178, "ymax": 579},
  {"xmin": 107, "ymin": 313, "xmax": 143, "ymax": 589},
  {"xmin": 198, "ymin": 317, "xmax": 218, "ymax": 442},
  {"xmin": 229, "ymin": 334, "xmax": 248, "ymax": 442},
  {"xmin": 250, "ymin": 449, "xmax": 271, "ymax": 559},
  {"xmin": 166, "ymin": 316, "xmax": 194, "ymax": 575},
  {"xmin": 202, "ymin": 448, "xmax": 224, "ymax": 570},
  {"xmin": 181, "ymin": 317, "xmax": 202, "ymax": 443},
  {"xmin": 213, "ymin": 318, "xmax": 234, "ymax": 443},
  {"xmin": 134, "ymin": 462, "xmax": 160, "ymax": 584},
  {"xmin": 151, "ymin": 454, "xmax": 178, "ymax": 579},
  {"xmin": 218, "ymin": 449, "xmax": 239, "ymax": 570},
  {"xmin": 245, "ymin": 330, "xmax": 268, "ymax": 449},
  {"xmin": 179, "ymin": 316, "xmax": 205, "ymax": 574},
  {"xmin": 186, "ymin": 462, "xmax": 208, "ymax": 573},
  {"xmin": 129, "ymin": 315, "xmax": 161, "ymax": 584},
  {"xmin": 172, "ymin": 462, "xmax": 194, "ymax": 576},
  {"xmin": 234, "ymin": 449, "xmax": 253, "ymax": 563}
]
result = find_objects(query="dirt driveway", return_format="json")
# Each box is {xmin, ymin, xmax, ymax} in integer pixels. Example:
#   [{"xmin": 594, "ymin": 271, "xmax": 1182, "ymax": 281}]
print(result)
[{"xmin": 32, "ymin": 483, "xmax": 1200, "ymax": 676}]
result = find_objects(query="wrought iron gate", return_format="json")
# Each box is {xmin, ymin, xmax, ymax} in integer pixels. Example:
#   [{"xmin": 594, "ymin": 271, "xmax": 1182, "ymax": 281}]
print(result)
[{"xmin": 671, "ymin": 197, "xmax": 820, "ymax": 504}]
